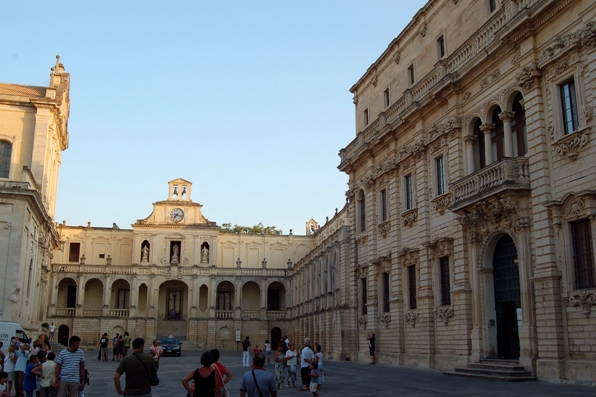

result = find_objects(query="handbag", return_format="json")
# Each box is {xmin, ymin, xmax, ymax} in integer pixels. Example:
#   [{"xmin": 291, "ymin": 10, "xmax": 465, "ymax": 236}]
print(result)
[
  {"xmin": 133, "ymin": 353, "xmax": 159, "ymax": 386},
  {"xmin": 211, "ymin": 364, "xmax": 230, "ymax": 397}
]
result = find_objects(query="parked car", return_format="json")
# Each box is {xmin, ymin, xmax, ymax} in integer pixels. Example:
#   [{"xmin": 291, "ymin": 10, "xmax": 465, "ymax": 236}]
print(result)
[{"xmin": 160, "ymin": 337, "xmax": 182, "ymax": 356}]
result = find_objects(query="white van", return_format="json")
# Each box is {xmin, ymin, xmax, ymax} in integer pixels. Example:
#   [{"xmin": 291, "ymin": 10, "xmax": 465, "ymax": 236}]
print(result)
[{"xmin": 0, "ymin": 321, "xmax": 32, "ymax": 354}]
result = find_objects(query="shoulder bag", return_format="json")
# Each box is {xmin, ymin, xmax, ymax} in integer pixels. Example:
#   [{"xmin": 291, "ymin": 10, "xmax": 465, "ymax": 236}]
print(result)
[
  {"xmin": 211, "ymin": 364, "xmax": 230, "ymax": 397},
  {"xmin": 133, "ymin": 353, "xmax": 159, "ymax": 386},
  {"xmin": 251, "ymin": 370, "xmax": 264, "ymax": 397}
]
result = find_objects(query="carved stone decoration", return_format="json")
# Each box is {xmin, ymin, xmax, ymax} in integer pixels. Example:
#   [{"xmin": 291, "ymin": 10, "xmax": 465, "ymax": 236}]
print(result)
[
  {"xmin": 345, "ymin": 188, "xmax": 356, "ymax": 203},
  {"xmin": 166, "ymin": 265, "xmax": 182, "ymax": 280},
  {"xmin": 436, "ymin": 306, "xmax": 454, "ymax": 325},
  {"xmin": 420, "ymin": 23, "xmax": 427, "ymax": 37},
  {"xmin": 553, "ymin": 129, "xmax": 590, "ymax": 161},
  {"xmin": 584, "ymin": 106, "xmax": 592, "ymax": 121},
  {"xmin": 377, "ymin": 220, "xmax": 391, "ymax": 238},
  {"xmin": 379, "ymin": 313, "xmax": 391, "ymax": 328},
  {"xmin": 402, "ymin": 208, "xmax": 418, "ymax": 228},
  {"xmin": 568, "ymin": 291, "xmax": 596, "ymax": 317},
  {"xmin": 399, "ymin": 247, "xmax": 419, "ymax": 267},
  {"xmin": 405, "ymin": 310, "xmax": 419, "ymax": 327},
  {"xmin": 580, "ymin": 21, "xmax": 596, "ymax": 48},
  {"xmin": 515, "ymin": 62, "xmax": 542, "ymax": 90},
  {"xmin": 514, "ymin": 216, "xmax": 531, "ymax": 230},
  {"xmin": 463, "ymin": 91, "xmax": 471, "ymax": 100},
  {"xmin": 393, "ymin": 51, "xmax": 401, "ymax": 65},
  {"xmin": 553, "ymin": 58, "xmax": 570, "ymax": 76},
  {"xmin": 431, "ymin": 193, "xmax": 452, "ymax": 215},
  {"xmin": 446, "ymin": 117, "xmax": 462, "ymax": 138},
  {"xmin": 358, "ymin": 316, "xmax": 368, "ymax": 330},
  {"xmin": 562, "ymin": 196, "xmax": 586, "ymax": 220},
  {"xmin": 357, "ymin": 234, "xmax": 368, "ymax": 245},
  {"xmin": 431, "ymin": 237, "xmax": 454, "ymax": 258},
  {"xmin": 511, "ymin": 51, "xmax": 522, "ymax": 65},
  {"xmin": 353, "ymin": 92, "xmax": 358, "ymax": 105},
  {"xmin": 362, "ymin": 175, "xmax": 375, "ymax": 191}
]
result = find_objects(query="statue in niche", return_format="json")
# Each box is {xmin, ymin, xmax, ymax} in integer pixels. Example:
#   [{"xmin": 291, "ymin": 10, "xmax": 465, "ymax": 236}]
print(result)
[
  {"xmin": 201, "ymin": 245, "xmax": 209, "ymax": 264},
  {"xmin": 171, "ymin": 244, "xmax": 180, "ymax": 264},
  {"xmin": 141, "ymin": 245, "xmax": 149, "ymax": 263}
]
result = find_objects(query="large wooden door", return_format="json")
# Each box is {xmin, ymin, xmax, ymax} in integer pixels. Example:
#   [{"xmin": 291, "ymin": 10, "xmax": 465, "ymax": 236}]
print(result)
[{"xmin": 492, "ymin": 235, "xmax": 521, "ymax": 359}]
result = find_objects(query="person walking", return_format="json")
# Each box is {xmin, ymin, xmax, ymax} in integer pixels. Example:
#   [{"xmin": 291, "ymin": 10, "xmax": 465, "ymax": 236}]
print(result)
[
  {"xmin": 299, "ymin": 338, "xmax": 315, "ymax": 392},
  {"xmin": 148, "ymin": 340, "xmax": 163, "ymax": 371},
  {"xmin": 241, "ymin": 337, "xmax": 251, "ymax": 368},
  {"xmin": 112, "ymin": 333, "xmax": 120, "ymax": 361},
  {"xmin": 54, "ymin": 336, "xmax": 86, "ymax": 397},
  {"xmin": 239, "ymin": 353, "xmax": 277, "ymax": 397},
  {"xmin": 264, "ymin": 340, "xmax": 271, "ymax": 366},
  {"xmin": 210, "ymin": 349, "xmax": 233, "ymax": 396},
  {"xmin": 114, "ymin": 338, "xmax": 155, "ymax": 397},
  {"xmin": 181, "ymin": 351, "xmax": 222, "ymax": 397},
  {"xmin": 367, "ymin": 333, "xmax": 376, "ymax": 364},
  {"xmin": 48, "ymin": 324, "xmax": 56, "ymax": 342},
  {"xmin": 123, "ymin": 333, "xmax": 131, "ymax": 357}
]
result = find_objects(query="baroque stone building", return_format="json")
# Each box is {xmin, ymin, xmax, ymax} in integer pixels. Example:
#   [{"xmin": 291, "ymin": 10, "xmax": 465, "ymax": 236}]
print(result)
[
  {"xmin": 0, "ymin": 56, "xmax": 70, "ymax": 331},
  {"xmin": 309, "ymin": 0, "xmax": 596, "ymax": 384},
  {"xmin": 49, "ymin": 179, "xmax": 315, "ymax": 349}
]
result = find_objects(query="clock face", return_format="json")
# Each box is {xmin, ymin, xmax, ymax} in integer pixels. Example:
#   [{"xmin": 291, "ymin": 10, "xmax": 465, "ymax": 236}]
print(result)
[{"xmin": 170, "ymin": 208, "xmax": 184, "ymax": 222}]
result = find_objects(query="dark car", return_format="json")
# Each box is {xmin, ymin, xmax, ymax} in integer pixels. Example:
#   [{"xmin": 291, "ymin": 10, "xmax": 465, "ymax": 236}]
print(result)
[{"xmin": 160, "ymin": 337, "xmax": 182, "ymax": 356}]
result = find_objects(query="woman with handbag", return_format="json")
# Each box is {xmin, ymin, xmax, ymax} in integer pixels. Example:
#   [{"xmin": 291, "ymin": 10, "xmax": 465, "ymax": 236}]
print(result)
[
  {"xmin": 210, "ymin": 349, "xmax": 232, "ymax": 397},
  {"xmin": 181, "ymin": 352, "xmax": 222, "ymax": 397}
]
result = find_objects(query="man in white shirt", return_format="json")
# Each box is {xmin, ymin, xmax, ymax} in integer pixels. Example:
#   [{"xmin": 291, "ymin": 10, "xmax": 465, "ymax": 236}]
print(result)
[{"xmin": 299, "ymin": 338, "xmax": 315, "ymax": 391}]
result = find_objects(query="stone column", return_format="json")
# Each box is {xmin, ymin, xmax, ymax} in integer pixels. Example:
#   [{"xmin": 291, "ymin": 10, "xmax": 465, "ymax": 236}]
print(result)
[
  {"xmin": 464, "ymin": 135, "xmax": 476, "ymax": 175},
  {"xmin": 467, "ymin": 233, "xmax": 484, "ymax": 363},
  {"xmin": 103, "ymin": 275, "xmax": 112, "ymax": 316},
  {"xmin": 480, "ymin": 123, "xmax": 494, "ymax": 165},
  {"xmin": 76, "ymin": 275, "xmax": 85, "ymax": 316},
  {"xmin": 499, "ymin": 111, "xmax": 514, "ymax": 157},
  {"xmin": 129, "ymin": 276, "xmax": 138, "ymax": 317}
]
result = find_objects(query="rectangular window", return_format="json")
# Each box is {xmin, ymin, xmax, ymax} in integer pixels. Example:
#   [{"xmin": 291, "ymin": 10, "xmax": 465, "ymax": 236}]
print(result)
[
  {"xmin": 408, "ymin": 65, "xmax": 415, "ymax": 86},
  {"xmin": 560, "ymin": 79, "xmax": 579, "ymax": 135},
  {"xmin": 571, "ymin": 219, "xmax": 596, "ymax": 289},
  {"xmin": 364, "ymin": 108, "xmax": 369, "ymax": 126},
  {"xmin": 383, "ymin": 272, "xmax": 390, "ymax": 313},
  {"xmin": 439, "ymin": 257, "xmax": 451, "ymax": 306},
  {"xmin": 436, "ymin": 156, "xmax": 446, "ymax": 196},
  {"xmin": 217, "ymin": 291, "xmax": 232, "ymax": 311},
  {"xmin": 117, "ymin": 289, "xmax": 130, "ymax": 309},
  {"xmin": 437, "ymin": 35, "xmax": 445, "ymax": 58},
  {"xmin": 405, "ymin": 175, "xmax": 413, "ymax": 210},
  {"xmin": 0, "ymin": 141, "xmax": 12, "ymax": 178},
  {"xmin": 361, "ymin": 278, "xmax": 368, "ymax": 315},
  {"xmin": 267, "ymin": 289, "xmax": 280, "ymax": 311},
  {"xmin": 167, "ymin": 290, "xmax": 182, "ymax": 319},
  {"xmin": 68, "ymin": 243, "xmax": 80, "ymax": 262},
  {"xmin": 489, "ymin": 0, "xmax": 497, "ymax": 12},
  {"xmin": 408, "ymin": 265, "xmax": 417, "ymax": 310},
  {"xmin": 384, "ymin": 88, "xmax": 390, "ymax": 108},
  {"xmin": 380, "ymin": 189, "xmax": 388, "ymax": 222}
]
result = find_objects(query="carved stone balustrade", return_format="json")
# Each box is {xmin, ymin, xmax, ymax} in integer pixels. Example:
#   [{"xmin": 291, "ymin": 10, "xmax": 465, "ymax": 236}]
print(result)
[{"xmin": 450, "ymin": 158, "xmax": 530, "ymax": 212}]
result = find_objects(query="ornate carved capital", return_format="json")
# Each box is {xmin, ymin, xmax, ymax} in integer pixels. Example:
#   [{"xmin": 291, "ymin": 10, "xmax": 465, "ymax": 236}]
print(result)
[
  {"xmin": 498, "ymin": 111, "xmax": 515, "ymax": 122},
  {"xmin": 479, "ymin": 123, "xmax": 494, "ymax": 135},
  {"xmin": 516, "ymin": 62, "xmax": 542, "ymax": 90}
]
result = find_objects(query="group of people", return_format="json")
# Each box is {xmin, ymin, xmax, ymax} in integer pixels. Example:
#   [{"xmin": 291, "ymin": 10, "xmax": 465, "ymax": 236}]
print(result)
[{"xmin": 107, "ymin": 332, "xmax": 132, "ymax": 362}]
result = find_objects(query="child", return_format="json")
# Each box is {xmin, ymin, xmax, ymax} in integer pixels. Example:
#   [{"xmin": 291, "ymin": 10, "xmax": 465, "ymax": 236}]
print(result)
[
  {"xmin": 285, "ymin": 343, "xmax": 297, "ymax": 388},
  {"xmin": 315, "ymin": 344, "xmax": 324, "ymax": 389},
  {"xmin": 308, "ymin": 362, "xmax": 319, "ymax": 397},
  {"xmin": 253, "ymin": 345, "xmax": 260, "ymax": 354},
  {"xmin": 23, "ymin": 355, "xmax": 41, "ymax": 397}
]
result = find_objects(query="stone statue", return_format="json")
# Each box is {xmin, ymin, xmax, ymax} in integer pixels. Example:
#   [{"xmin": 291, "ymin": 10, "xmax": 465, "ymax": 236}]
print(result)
[
  {"xmin": 171, "ymin": 244, "xmax": 180, "ymax": 264},
  {"xmin": 141, "ymin": 245, "xmax": 149, "ymax": 262},
  {"xmin": 201, "ymin": 246, "xmax": 209, "ymax": 263}
]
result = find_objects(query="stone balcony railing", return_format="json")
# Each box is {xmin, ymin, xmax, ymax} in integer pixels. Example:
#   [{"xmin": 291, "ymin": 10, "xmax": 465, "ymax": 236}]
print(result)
[
  {"xmin": 110, "ymin": 309, "xmax": 130, "ymax": 318},
  {"xmin": 266, "ymin": 310, "xmax": 285, "ymax": 319},
  {"xmin": 450, "ymin": 157, "xmax": 530, "ymax": 211},
  {"xmin": 83, "ymin": 309, "xmax": 102, "ymax": 317},
  {"xmin": 216, "ymin": 310, "xmax": 234, "ymax": 319},
  {"xmin": 55, "ymin": 308, "xmax": 75, "ymax": 316},
  {"xmin": 242, "ymin": 311, "xmax": 260, "ymax": 319}
]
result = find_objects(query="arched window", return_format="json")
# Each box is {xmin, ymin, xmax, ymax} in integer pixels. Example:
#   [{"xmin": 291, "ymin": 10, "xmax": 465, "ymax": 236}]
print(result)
[
  {"xmin": 511, "ymin": 93, "xmax": 527, "ymax": 157},
  {"xmin": 358, "ymin": 190, "xmax": 366, "ymax": 233},
  {"xmin": 0, "ymin": 141, "xmax": 12, "ymax": 178},
  {"xmin": 491, "ymin": 107, "xmax": 504, "ymax": 162}
]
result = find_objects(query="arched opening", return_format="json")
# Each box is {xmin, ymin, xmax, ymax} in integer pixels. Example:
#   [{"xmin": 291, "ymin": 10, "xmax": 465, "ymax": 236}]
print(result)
[
  {"xmin": 271, "ymin": 327, "xmax": 282, "ymax": 350},
  {"xmin": 138, "ymin": 283, "xmax": 148, "ymax": 312},
  {"xmin": 58, "ymin": 324, "xmax": 69, "ymax": 346},
  {"xmin": 0, "ymin": 140, "xmax": 12, "ymax": 178},
  {"xmin": 110, "ymin": 279, "xmax": 131, "ymax": 317},
  {"xmin": 157, "ymin": 280, "xmax": 189, "ymax": 339},
  {"xmin": 491, "ymin": 106, "xmax": 504, "ymax": 162},
  {"xmin": 140, "ymin": 240, "xmax": 150, "ymax": 263},
  {"xmin": 492, "ymin": 234, "xmax": 520, "ymax": 359},
  {"xmin": 511, "ymin": 93, "xmax": 527, "ymax": 157},
  {"xmin": 267, "ymin": 282, "xmax": 286, "ymax": 311},
  {"xmin": 199, "ymin": 284, "xmax": 209, "ymax": 312},
  {"xmin": 241, "ymin": 281, "xmax": 260, "ymax": 311},
  {"xmin": 56, "ymin": 278, "xmax": 77, "ymax": 316},
  {"xmin": 83, "ymin": 278, "xmax": 104, "ymax": 316}
]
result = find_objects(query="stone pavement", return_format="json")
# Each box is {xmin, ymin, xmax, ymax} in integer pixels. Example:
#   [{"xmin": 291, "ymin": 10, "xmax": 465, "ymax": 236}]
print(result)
[{"xmin": 81, "ymin": 349, "xmax": 595, "ymax": 397}]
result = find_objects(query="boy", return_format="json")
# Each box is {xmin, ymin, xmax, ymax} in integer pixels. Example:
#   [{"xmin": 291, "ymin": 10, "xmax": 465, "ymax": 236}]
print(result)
[
  {"xmin": 40, "ymin": 352, "xmax": 56, "ymax": 397},
  {"xmin": 24, "ymin": 355, "xmax": 41, "ymax": 397},
  {"xmin": 308, "ymin": 362, "xmax": 319, "ymax": 397}
]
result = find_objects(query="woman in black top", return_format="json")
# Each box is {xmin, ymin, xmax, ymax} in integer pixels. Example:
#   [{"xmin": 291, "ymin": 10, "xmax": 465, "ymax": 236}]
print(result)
[{"xmin": 182, "ymin": 351, "xmax": 222, "ymax": 397}]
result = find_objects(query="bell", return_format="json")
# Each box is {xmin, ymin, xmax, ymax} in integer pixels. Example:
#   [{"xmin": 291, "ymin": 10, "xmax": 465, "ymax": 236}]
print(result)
[{"xmin": 173, "ymin": 186, "xmax": 178, "ymax": 196}]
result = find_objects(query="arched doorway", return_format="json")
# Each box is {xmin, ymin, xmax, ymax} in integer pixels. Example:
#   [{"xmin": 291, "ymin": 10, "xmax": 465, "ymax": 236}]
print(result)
[
  {"xmin": 271, "ymin": 327, "xmax": 282, "ymax": 350},
  {"xmin": 58, "ymin": 325, "xmax": 69, "ymax": 346},
  {"xmin": 492, "ymin": 234, "xmax": 520, "ymax": 359}
]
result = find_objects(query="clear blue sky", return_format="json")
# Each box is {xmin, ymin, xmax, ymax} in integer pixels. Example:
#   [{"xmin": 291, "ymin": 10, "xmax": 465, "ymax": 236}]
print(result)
[{"xmin": 2, "ymin": 1, "xmax": 425, "ymax": 235}]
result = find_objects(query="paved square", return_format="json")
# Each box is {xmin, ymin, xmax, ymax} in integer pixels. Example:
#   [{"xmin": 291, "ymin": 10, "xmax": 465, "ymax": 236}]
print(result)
[{"xmin": 79, "ymin": 349, "xmax": 595, "ymax": 396}]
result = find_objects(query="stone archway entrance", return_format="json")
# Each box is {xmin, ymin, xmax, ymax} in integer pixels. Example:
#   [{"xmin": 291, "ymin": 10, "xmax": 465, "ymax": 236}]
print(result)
[
  {"xmin": 271, "ymin": 327, "xmax": 282, "ymax": 350},
  {"xmin": 58, "ymin": 324, "xmax": 69, "ymax": 346},
  {"xmin": 492, "ymin": 234, "xmax": 520, "ymax": 359}
]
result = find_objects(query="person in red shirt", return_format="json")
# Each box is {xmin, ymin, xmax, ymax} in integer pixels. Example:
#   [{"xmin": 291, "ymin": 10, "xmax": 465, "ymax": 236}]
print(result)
[{"xmin": 210, "ymin": 349, "xmax": 233, "ymax": 397}]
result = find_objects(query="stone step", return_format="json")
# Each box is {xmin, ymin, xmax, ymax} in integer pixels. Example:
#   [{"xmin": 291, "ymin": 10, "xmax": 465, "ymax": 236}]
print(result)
[
  {"xmin": 443, "ymin": 371, "xmax": 537, "ymax": 382},
  {"xmin": 443, "ymin": 360, "xmax": 537, "ymax": 382},
  {"xmin": 452, "ymin": 366, "xmax": 533, "ymax": 377},
  {"xmin": 467, "ymin": 362, "xmax": 527, "ymax": 371}
]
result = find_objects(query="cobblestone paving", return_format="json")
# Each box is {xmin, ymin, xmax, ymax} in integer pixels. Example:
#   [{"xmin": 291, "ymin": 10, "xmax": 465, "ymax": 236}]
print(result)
[{"xmin": 81, "ymin": 349, "xmax": 595, "ymax": 397}]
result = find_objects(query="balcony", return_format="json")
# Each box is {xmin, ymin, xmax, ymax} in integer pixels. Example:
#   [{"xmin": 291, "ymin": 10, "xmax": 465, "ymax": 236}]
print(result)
[
  {"xmin": 55, "ymin": 308, "xmax": 75, "ymax": 316},
  {"xmin": 450, "ymin": 158, "xmax": 530, "ymax": 212},
  {"xmin": 242, "ymin": 311, "xmax": 260, "ymax": 319},
  {"xmin": 82, "ymin": 309, "xmax": 102, "ymax": 317},
  {"xmin": 110, "ymin": 309, "xmax": 130, "ymax": 318},
  {"xmin": 216, "ymin": 310, "xmax": 233, "ymax": 319},
  {"xmin": 267, "ymin": 310, "xmax": 286, "ymax": 319}
]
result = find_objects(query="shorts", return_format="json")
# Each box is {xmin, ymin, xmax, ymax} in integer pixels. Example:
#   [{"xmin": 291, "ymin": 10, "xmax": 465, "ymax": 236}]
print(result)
[
  {"xmin": 369, "ymin": 348, "xmax": 375, "ymax": 356},
  {"xmin": 8, "ymin": 371, "xmax": 15, "ymax": 381},
  {"xmin": 265, "ymin": 350, "xmax": 271, "ymax": 359},
  {"xmin": 310, "ymin": 382, "xmax": 318, "ymax": 392}
]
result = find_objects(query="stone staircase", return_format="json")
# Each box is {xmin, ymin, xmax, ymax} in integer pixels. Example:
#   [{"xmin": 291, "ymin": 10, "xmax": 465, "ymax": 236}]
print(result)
[
  {"xmin": 443, "ymin": 359, "xmax": 537, "ymax": 382},
  {"xmin": 49, "ymin": 341, "xmax": 67, "ymax": 354}
]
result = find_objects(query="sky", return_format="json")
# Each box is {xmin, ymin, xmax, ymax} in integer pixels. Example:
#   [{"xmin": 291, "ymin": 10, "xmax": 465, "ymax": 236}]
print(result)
[{"xmin": 2, "ymin": 0, "xmax": 426, "ymax": 235}]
